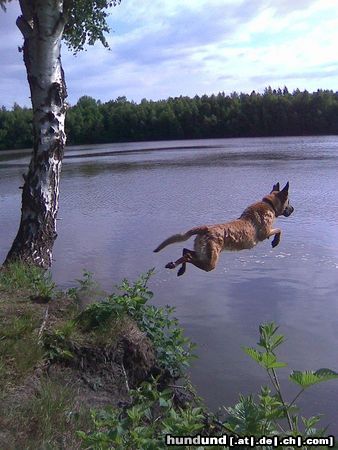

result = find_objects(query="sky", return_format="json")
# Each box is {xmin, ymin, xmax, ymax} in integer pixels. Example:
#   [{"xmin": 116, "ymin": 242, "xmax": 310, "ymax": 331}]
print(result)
[{"xmin": 0, "ymin": 0, "xmax": 337, "ymax": 108}]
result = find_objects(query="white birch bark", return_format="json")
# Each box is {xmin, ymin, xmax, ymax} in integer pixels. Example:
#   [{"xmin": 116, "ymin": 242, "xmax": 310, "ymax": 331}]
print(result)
[{"xmin": 6, "ymin": 0, "xmax": 68, "ymax": 268}]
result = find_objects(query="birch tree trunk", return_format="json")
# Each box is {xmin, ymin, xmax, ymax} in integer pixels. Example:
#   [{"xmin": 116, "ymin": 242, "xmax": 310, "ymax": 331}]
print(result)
[{"xmin": 5, "ymin": 0, "xmax": 67, "ymax": 268}]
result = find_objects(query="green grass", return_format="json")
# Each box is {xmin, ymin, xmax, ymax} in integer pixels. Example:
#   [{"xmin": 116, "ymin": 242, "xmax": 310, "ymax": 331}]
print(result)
[
  {"xmin": 0, "ymin": 260, "xmax": 55, "ymax": 298},
  {"xmin": 0, "ymin": 261, "xmax": 91, "ymax": 448},
  {"xmin": 4, "ymin": 377, "xmax": 91, "ymax": 450},
  {"xmin": 0, "ymin": 309, "xmax": 43, "ymax": 389}
]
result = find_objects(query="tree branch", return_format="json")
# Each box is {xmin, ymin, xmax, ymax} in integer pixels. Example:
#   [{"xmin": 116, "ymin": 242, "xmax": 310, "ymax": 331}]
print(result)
[
  {"xmin": 16, "ymin": 15, "xmax": 33, "ymax": 38},
  {"xmin": 18, "ymin": 0, "xmax": 33, "ymax": 23}
]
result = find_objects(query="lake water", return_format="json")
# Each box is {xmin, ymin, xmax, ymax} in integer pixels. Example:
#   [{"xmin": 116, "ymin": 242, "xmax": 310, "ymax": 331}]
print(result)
[{"xmin": 1, "ymin": 136, "xmax": 338, "ymax": 433}]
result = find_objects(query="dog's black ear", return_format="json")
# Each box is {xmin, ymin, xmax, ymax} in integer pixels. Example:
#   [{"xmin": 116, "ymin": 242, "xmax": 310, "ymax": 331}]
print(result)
[
  {"xmin": 278, "ymin": 181, "xmax": 289, "ymax": 199},
  {"xmin": 271, "ymin": 182, "xmax": 280, "ymax": 193},
  {"xmin": 281, "ymin": 181, "xmax": 289, "ymax": 193}
]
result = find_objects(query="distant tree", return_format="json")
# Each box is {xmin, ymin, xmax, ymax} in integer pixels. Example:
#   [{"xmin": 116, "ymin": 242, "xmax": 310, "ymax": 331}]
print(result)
[
  {"xmin": 68, "ymin": 87, "xmax": 338, "ymax": 142},
  {"xmin": 0, "ymin": 0, "xmax": 121, "ymax": 268},
  {"xmin": 68, "ymin": 96, "xmax": 104, "ymax": 143},
  {"xmin": 2, "ymin": 87, "xmax": 338, "ymax": 153},
  {"xmin": 0, "ymin": 104, "xmax": 32, "ymax": 149}
]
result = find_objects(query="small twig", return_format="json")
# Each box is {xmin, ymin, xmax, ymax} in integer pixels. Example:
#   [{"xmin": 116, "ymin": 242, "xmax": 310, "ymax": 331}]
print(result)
[
  {"xmin": 209, "ymin": 414, "xmax": 241, "ymax": 437},
  {"xmin": 38, "ymin": 306, "xmax": 49, "ymax": 343},
  {"xmin": 270, "ymin": 367, "xmax": 293, "ymax": 432},
  {"xmin": 266, "ymin": 370, "xmax": 290, "ymax": 432},
  {"xmin": 121, "ymin": 361, "xmax": 130, "ymax": 393},
  {"xmin": 288, "ymin": 388, "xmax": 305, "ymax": 410},
  {"xmin": 275, "ymin": 420, "xmax": 287, "ymax": 434},
  {"xmin": 168, "ymin": 384, "xmax": 187, "ymax": 389},
  {"xmin": 168, "ymin": 383, "xmax": 195, "ymax": 395}
]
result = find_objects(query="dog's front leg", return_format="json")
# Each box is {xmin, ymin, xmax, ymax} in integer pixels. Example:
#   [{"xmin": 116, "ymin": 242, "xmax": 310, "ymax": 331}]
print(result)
[{"xmin": 268, "ymin": 228, "xmax": 282, "ymax": 248}]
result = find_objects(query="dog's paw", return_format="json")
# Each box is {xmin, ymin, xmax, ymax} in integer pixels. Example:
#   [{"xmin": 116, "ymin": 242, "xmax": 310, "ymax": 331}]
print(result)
[
  {"xmin": 271, "ymin": 237, "xmax": 280, "ymax": 248},
  {"xmin": 165, "ymin": 262, "xmax": 176, "ymax": 269},
  {"xmin": 177, "ymin": 266, "xmax": 186, "ymax": 276}
]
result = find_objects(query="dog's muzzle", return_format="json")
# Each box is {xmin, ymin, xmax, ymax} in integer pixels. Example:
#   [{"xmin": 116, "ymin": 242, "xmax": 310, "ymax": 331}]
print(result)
[{"xmin": 282, "ymin": 205, "xmax": 294, "ymax": 217}]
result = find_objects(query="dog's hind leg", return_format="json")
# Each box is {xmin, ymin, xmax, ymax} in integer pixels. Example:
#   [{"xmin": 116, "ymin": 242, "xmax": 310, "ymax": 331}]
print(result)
[
  {"xmin": 177, "ymin": 263, "xmax": 186, "ymax": 277},
  {"xmin": 176, "ymin": 249, "xmax": 191, "ymax": 276},
  {"xmin": 165, "ymin": 248, "xmax": 193, "ymax": 273},
  {"xmin": 180, "ymin": 243, "xmax": 220, "ymax": 273},
  {"xmin": 165, "ymin": 244, "xmax": 220, "ymax": 274}
]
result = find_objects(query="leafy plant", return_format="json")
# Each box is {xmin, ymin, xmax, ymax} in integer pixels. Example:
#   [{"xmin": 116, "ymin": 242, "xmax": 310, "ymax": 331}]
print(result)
[
  {"xmin": 30, "ymin": 269, "xmax": 56, "ymax": 299},
  {"xmin": 43, "ymin": 324, "xmax": 75, "ymax": 363},
  {"xmin": 77, "ymin": 321, "xmax": 338, "ymax": 450},
  {"xmin": 224, "ymin": 322, "xmax": 338, "ymax": 440},
  {"xmin": 75, "ymin": 270, "xmax": 195, "ymax": 377},
  {"xmin": 67, "ymin": 269, "xmax": 97, "ymax": 299},
  {"xmin": 78, "ymin": 379, "xmax": 205, "ymax": 450}
]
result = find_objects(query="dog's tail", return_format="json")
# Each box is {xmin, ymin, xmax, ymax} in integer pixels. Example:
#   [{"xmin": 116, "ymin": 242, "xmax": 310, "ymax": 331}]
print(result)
[{"xmin": 153, "ymin": 226, "xmax": 208, "ymax": 253}]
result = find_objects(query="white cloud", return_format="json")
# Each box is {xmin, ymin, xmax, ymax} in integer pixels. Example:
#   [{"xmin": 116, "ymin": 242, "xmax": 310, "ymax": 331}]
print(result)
[{"xmin": 0, "ymin": 0, "xmax": 337, "ymax": 108}]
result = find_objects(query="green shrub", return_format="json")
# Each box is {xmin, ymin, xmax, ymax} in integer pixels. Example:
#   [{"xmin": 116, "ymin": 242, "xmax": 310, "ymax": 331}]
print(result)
[
  {"xmin": 228, "ymin": 322, "xmax": 338, "ymax": 438},
  {"xmin": 78, "ymin": 322, "xmax": 338, "ymax": 450},
  {"xmin": 67, "ymin": 269, "xmax": 98, "ymax": 299},
  {"xmin": 43, "ymin": 322, "xmax": 76, "ymax": 363},
  {"xmin": 75, "ymin": 270, "xmax": 196, "ymax": 377},
  {"xmin": 77, "ymin": 379, "xmax": 205, "ymax": 450}
]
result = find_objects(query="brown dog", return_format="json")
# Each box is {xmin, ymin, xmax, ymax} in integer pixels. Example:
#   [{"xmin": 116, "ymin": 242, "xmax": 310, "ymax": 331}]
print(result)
[{"xmin": 154, "ymin": 182, "xmax": 294, "ymax": 276}]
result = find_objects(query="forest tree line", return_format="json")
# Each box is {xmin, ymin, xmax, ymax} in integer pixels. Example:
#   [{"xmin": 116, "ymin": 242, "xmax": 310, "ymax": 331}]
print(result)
[{"xmin": 1, "ymin": 86, "xmax": 338, "ymax": 150}]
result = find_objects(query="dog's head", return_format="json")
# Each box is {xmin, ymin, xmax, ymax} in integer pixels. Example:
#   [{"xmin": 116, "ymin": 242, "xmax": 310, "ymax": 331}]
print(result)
[{"xmin": 263, "ymin": 182, "xmax": 294, "ymax": 217}]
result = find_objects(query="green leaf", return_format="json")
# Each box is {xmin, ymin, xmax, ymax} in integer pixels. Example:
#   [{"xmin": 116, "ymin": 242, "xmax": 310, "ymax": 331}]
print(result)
[
  {"xmin": 243, "ymin": 346, "xmax": 262, "ymax": 363},
  {"xmin": 269, "ymin": 333, "xmax": 285, "ymax": 351},
  {"xmin": 315, "ymin": 368, "xmax": 338, "ymax": 380},
  {"xmin": 257, "ymin": 322, "xmax": 285, "ymax": 352},
  {"xmin": 290, "ymin": 368, "xmax": 338, "ymax": 388},
  {"xmin": 261, "ymin": 352, "xmax": 287, "ymax": 369},
  {"xmin": 243, "ymin": 347, "xmax": 286, "ymax": 369},
  {"xmin": 301, "ymin": 415, "xmax": 322, "ymax": 431},
  {"xmin": 268, "ymin": 361, "xmax": 287, "ymax": 369},
  {"xmin": 159, "ymin": 397, "xmax": 170, "ymax": 408}
]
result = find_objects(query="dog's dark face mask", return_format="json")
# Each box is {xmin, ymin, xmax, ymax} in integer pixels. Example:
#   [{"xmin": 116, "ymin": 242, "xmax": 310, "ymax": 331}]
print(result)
[
  {"xmin": 270, "ymin": 181, "xmax": 295, "ymax": 217},
  {"xmin": 282, "ymin": 200, "xmax": 294, "ymax": 217},
  {"xmin": 277, "ymin": 182, "xmax": 294, "ymax": 217}
]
